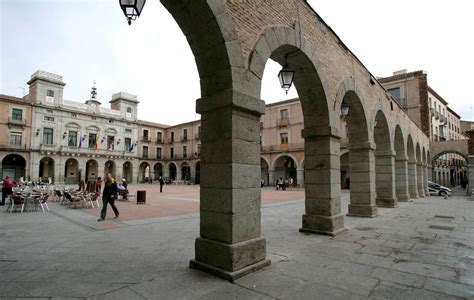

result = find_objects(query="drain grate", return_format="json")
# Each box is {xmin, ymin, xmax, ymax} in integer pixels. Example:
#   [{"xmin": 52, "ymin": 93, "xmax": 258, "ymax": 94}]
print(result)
[
  {"xmin": 428, "ymin": 225, "xmax": 455, "ymax": 231},
  {"xmin": 435, "ymin": 215, "xmax": 455, "ymax": 219},
  {"xmin": 355, "ymin": 226, "xmax": 375, "ymax": 231}
]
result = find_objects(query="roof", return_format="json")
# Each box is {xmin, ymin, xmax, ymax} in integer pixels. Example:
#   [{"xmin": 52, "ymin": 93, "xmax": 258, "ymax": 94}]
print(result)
[
  {"xmin": 377, "ymin": 70, "xmax": 425, "ymax": 83},
  {"xmin": 446, "ymin": 106, "xmax": 461, "ymax": 119},
  {"xmin": 427, "ymin": 86, "xmax": 448, "ymax": 105},
  {"xmin": 137, "ymin": 119, "xmax": 170, "ymax": 129},
  {"xmin": 265, "ymin": 98, "xmax": 300, "ymax": 108},
  {"xmin": 0, "ymin": 94, "xmax": 32, "ymax": 106}
]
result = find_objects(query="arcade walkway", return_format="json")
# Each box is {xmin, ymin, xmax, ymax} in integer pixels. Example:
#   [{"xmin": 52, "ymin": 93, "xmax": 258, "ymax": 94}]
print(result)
[{"xmin": 1, "ymin": 185, "xmax": 473, "ymax": 299}]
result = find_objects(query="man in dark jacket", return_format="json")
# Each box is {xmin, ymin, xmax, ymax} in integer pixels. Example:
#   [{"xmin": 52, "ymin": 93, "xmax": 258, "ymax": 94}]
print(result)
[{"xmin": 98, "ymin": 173, "xmax": 119, "ymax": 221}]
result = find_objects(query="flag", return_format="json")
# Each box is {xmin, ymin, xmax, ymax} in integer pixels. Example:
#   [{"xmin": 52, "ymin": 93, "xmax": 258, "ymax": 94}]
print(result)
[
  {"xmin": 130, "ymin": 142, "xmax": 135, "ymax": 153},
  {"xmin": 94, "ymin": 135, "xmax": 99, "ymax": 150},
  {"xmin": 78, "ymin": 132, "xmax": 82, "ymax": 148}
]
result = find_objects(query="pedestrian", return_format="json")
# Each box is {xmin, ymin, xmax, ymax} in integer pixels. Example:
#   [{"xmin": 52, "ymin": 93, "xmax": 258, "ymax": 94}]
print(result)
[
  {"xmin": 97, "ymin": 173, "xmax": 119, "ymax": 221},
  {"xmin": 1, "ymin": 176, "xmax": 14, "ymax": 206},
  {"xmin": 95, "ymin": 176, "xmax": 102, "ymax": 192},
  {"xmin": 121, "ymin": 178, "xmax": 128, "ymax": 190},
  {"xmin": 159, "ymin": 175, "xmax": 164, "ymax": 193}
]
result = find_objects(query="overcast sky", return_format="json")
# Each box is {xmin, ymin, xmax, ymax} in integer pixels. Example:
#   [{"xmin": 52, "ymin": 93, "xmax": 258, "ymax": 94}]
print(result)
[{"xmin": 1, "ymin": 0, "xmax": 473, "ymax": 125}]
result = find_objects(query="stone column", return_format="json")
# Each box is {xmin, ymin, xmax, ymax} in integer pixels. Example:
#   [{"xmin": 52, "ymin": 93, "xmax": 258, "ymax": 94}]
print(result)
[
  {"xmin": 408, "ymin": 160, "xmax": 418, "ymax": 199},
  {"xmin": 347, "ymin": 142, "xmax": 378, "ymax": 217},
  {"xmin": 190, "ymin": 91, "xmax": 270, "ymax": 282},
  {"xmin": 299, "ymin": 126, "xmax": 345, "ymax": 236},
  {"xmin": 469, "ymin": 156, "xmax": 474, "ymax": 196},
  {"xmin": 395, "ymin": 156, "xmax": 410, "ymax": 202},
  {"xmin": 417, "ymin": 162, "xmax": 425, "ymax": 197},
  {"xmin": 296, "ymin": 168, "xmax": 304, "ymax": 188},
  {"xmin": 375, "ymin": 150, "xmax": 397, "ymax": 208},
  {"xmin": 424, "ymin": 165, "xmax": 429, "ymax": 195},
  {"xmin": 268, "ymin": 170, "xmax": 275, "ymax": 187},
  {"xmin": 191, "ymin": 169, "xmax": 196, "ymax": 183}
]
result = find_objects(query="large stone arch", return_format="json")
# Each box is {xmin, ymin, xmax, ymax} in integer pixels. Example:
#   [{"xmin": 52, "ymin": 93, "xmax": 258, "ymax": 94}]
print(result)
[
  {"xmin": 373, "ymin": 110, "xmax": 397, "ymax": 208},
  {"xmin": 270, "ymin": 153, "xmax": 300, "ymax": 171},
  {"xmin": 415, "ymin": 143, "xmax": 425, "ymax": 197},
  {"xmin": 336, "ymin": 79, "xmax": 376, "ymax": 218},
  {"xmin": 407, "ymin": 135, "xmax": 418, "ymax": 199},
  {"xmin": 394, "ymin": 126, "xmax": 410, "ymax": 201}
]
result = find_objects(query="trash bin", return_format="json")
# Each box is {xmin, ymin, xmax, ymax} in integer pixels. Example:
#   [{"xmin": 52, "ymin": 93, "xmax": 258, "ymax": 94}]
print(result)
[{"xmin": 137, "ymin": 190, "xmax": 146, "ymax": 204}]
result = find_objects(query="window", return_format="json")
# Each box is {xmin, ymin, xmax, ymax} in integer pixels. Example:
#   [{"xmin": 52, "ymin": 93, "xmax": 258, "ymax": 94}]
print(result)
[
  {"xmin": 47, "ymin": 90, "xmax": 54, "ymax": 97},
  {"xmin": 170, "ymin": 131, "xmax": 175, "ymax": 142},
  {"xmin": 107, "ymin": 136, "xmax": 115, "ymax": 150},
  {"xmin": 43, "ymin": 128, "xmax": 53, "ymax": 145},
  {"xmin": 12, "ymin": 108, "xmax": 23, "ymax": 120},
  {"xmin": 124, "ymin": 138, "xmax": 131, "ymax": 152},
  {"xmin": 197, "ymin": 144, "xmax": 201, "ymax": 156},
  {"xmin": 388, "ymin": 88, "xmax": 401, "ymax": 101},
  {"xmin": 280, "ymin": 109, "xmax": 289, "ymax": 120},
  {"xmin": 44, "ymin": 116, "xmax": 54, "ymax": 122},
  {"xmin": 143, "ymin": 129, "xmax": 149, "ymax": 140},
  {"xmin": 198, "ymin": 126, "xmax": 201, "ymax": 139},
  {"xmin": 126, "ymin": 107, "xmax": 132, "ymax": 113},
  {"xmin": 142, "ymin": 146, "xmax": 148, "ymax": 158},
  {"xmin": 156, "ymin": 147, "xmax": 162, "ymax": 159},
  {"xmin": 9, "ymin": 132, "xmax": 22, "ymax": 147},
  {"xmin": 68, "ymin": 131, "xmax": 78, "ymax": 147},
  {"xmin": 183, "ymin": 129, "xmax": 188, "ymax": 141},
  {"xmin": 260, "ymin": 135, "xmax": 263, "ymax": 145},
  {"xmin": 125, "ymin": 128, "xmax": 132, "ymax": 133},
  {"xmin": 88, "ymin": 133, "xmax": 97, "ymax": 149},
  {"xmin": 170, "ymin": 147, "xmax": 174, "ymax": 159},
  {"xmin": 157, "ymin": 132, "xmax": 162, "ymax": 143},
  {"xmin": 280, "ymin": 132, "xmax": 289, "ymax": 145},
  {"xmin": 183, "ymin": 145, "xmax": 187, "ymax": 158}
]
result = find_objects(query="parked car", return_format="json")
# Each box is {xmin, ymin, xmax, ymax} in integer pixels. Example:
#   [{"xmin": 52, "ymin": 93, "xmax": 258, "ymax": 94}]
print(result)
[{"xmin": 427, "ymin": 181, "xmax": 452, "ymax": 197}]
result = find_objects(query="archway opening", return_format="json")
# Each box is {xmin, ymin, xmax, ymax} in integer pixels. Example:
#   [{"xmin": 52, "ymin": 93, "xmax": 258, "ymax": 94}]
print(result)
[
  {"xmin": 181, "ymin": 162, "xmax": 191, "ymax": 181},
  {"xmin": 340, "ymin": 152, "xmax": 349, "ymax": 189},
  {"xmin": 39, "ymin": 157, "xmax": 54, "ymax": 183},
  {"xmin": 123, "ymin": 161, "xmax": 133, "ymax": 183},
  {"xmin": 260, "ymin": 158, "xmax": 269, "ymax": 187},
  {"xmin": 2, "ymin": 154, "xmax": 26, "ymax": 180},
  {"xmin": 86, "ymin": 159, "xmax": 98, "ymax": 182},
  {"xmin": 64, "ymin": 158, "xmax": 79, "ymax": 184},
  {"xmin": 272, "ymin": 155, "xmax": 297, "ymax": 186},
  {"xmin": 104, "ymin": 160, "xmax": 116, "ymax": 178},
  {"xmin": 432, "ymin": 151, "xmax": 468, "ymax": 188},
  {"xmin": 394, "ymin": 126, "xmax": 409, "ymax": 201},
  {"xmin": 407, "ymin": 135, "xmax": 418, "ymax": 199},
  {"xmin": 154, "ymin": 163, "xmax": 163, "ymax": 180},
  {"xmin": 168, "ymin": 163, "xmax": 177, "ymax": 181},
  {"xmin": 194, "ymin": 162, "xmax": 201, "ymax": 184},
  {"xmin": 139, "ymin": 162, "xmax": 150, "ymax": 183}
]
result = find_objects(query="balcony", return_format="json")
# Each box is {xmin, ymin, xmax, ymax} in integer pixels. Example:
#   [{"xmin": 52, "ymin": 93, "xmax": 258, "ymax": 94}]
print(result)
[
  {"xmin": 168, "ymin": 138, "xmax": 174, "ymax": 144},
  {"xmin": 181, "ymin": 136, "xmax": 188, "ymax": 142},
  {"xmin": 195, "ymin": 133, "xmax": 201, "ymax": 140},
  {"xmin": 8, "ymin": 117, "xmax": 26, "ymax": 126},
  {"xmin": 58, "ymin": 146, "xmax": 132, "ymax": 157},
  {"xmin": 277, "ymin": 119, "xmax": 289, "ymax": 127},
  {"xmin": 0, "ymin": 143, "xmax": 26, "ymax": 150},
  {"xmin": 260, "ymin": 142, "xmax": 304, "ymax": 153},
  {"xmin": 434, "ymin": 110, "xmax": 440, "ymax": 120},
  {"xmin": 142, "ymin": 154, "xmax": 149, "ymax": 159},
  {"xmin": 141, "ymin": 137, "xmax": 151, "ymax": 143},
  {"xmin": 155, "ymin": 139, "xmax": 164, "ymax": 144}
]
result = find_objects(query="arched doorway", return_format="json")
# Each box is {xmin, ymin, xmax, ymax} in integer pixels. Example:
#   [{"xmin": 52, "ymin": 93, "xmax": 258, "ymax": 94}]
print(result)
[
  {"xmin": 2, "ymin": 154, "xmax": 26, "ymax": 180},
  {"xmin": 123, "ymin": 161, "xmax": 133, "ymax": 183},
  {"xmin": 415, "ymin": 143, "xmax": 425, "ymax": 197},
  {"xmin": 340, "ymin": 152, "xmax": 349, "ymax": 189},
  {"xmin": 168, "ymin": 163, "xmax": 177, "ymax": 181},
  {"xmin": 373, "ymin": 110, "xmax": 396, "ymax": 208},
  {"xmin": 64, "ymin": 158, "xmax": 79, "ymax": 184},
  {"xmin": 85, "ymin": 159, "xmax": 98, "ymax": 182},
  {"xmin": 261, "ymin": 158, "xmax": 269, "ymax": 186},
  {"xmin": 181, "ymin": 162, "xmax": 191, "ymax": 181},
  {"xmin": 139, "ymin": 162, "xmax": 150, "ymax": 183},
  {"xmin": 154, "ymin": 163, "xmax": 163, "ymax": 180},
  {"xmin": 39, "ymin": 157, "xmax": 54, "ymax": 183},
  {"xmin": 407, "ymin": 135, "xmax": 418, "ymax": 199},
  {"xmin": 272, "ymin": 155, "xmax": 297, "ymax": 185},
  {"xmin": 394, "ymin": 126, "xmax": 409, "ymax": 201},
  {"xmin": 104, "ymin": 160, "xmax": 116, "ymax": 178},
  {"xmin": 432, "ymin": 151, "xmax": 468, "ymax": 187},
  {"xmin": 194, "ymin": 162, "xmax": 200, "ymax": 185}
]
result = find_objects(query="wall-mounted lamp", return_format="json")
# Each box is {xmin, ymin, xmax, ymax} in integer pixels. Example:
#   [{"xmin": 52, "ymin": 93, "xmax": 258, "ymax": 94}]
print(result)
[
  {"xmin": 341, "ymin": 99, "xmax": 350, "ymax": 121},
  {"xmin": 117, "ymin": 139, "xmax": 121, "ymax": 145},
  {"xmin": 101, "ymin": 138, "xmax": 105, "ymax": 144},
  {"xmin": 62, "ymin": 132, "xmax": 67, "ymax": 139},
  {"xmin": 36, "ymin": 129, "xmax": 40, "ymax": 136}
]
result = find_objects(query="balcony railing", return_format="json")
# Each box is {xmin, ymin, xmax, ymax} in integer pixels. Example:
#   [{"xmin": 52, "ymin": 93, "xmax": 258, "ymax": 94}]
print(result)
[
  {"xmin": 8, "ymin": 117, "xmax": 26, "ymax": 126},
  {"xmin": 260, "ymin": 142, "xmax": 304, "ymax": 153},
  {"xmin": 141, "ymin": 137, "xmax": 151, "ymax": 143},
  {"xmin": 195, "ymin": 133, "xmax": 201, "ymax": 140},
  {"xmin": 181, "ymin": 136, "xmax": 188, "ymax": 142},
  {"xmin": 142, "ymin": 154, "xmax": 149, "ymax": 159},
  {"xmin": 57, "ymin": 146, "xmax": 134, "ymax": 157},
  {"xmin": 168, "ymin": 138, "xmax": 174, "ymax": 144},
  {"xmin": 0, "ymin": 143, "xmax": 26, "ymax": 150},
  {"xmin": 155, "ymin": 139, "xmax": 164, "ymax": 144},
  {"xmin": 277, "ymin": 119, "xmax": 289, "ymax": 127}
]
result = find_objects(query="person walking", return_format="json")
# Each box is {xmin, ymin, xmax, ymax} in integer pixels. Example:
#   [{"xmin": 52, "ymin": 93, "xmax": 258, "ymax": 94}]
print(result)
[
  {"xmin": 159, "ymin": 175, "xmax": 164, "ymax": 193},
  {"xmin": 1, "ymin": 176, "xmax": 14, "ymax": 206},
  {"xmin": 97, "ymin": 173, "xmax": 119, "ymax": 221},
  {"xmin": 95, "ymin": 177, "xmax": 103, "ymax": 192}
]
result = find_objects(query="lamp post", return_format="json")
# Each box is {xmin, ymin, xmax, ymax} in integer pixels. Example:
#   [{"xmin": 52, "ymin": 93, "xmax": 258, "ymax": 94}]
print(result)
[
  {"xmin": 119, "ymin": 0, "xmax": 146, "ymax": 25},
  {"xmin": 341, "ymin": 99, "xmax": 350, "ymax": 121},
  {"xmin": 278, "ymin": 55, "xmax": 295, "ymax": 94}
]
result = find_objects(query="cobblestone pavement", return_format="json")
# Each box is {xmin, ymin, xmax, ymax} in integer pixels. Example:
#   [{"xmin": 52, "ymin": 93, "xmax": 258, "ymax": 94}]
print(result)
[{"xmin": 1, "ymin": 185, "xmax": 473, "ymax": 299}]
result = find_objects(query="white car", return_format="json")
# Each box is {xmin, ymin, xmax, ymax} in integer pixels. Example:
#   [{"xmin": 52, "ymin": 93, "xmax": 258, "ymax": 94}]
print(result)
[{"xmin": 427, "ymin": 181, "xmax": 452, "ymax": 197}]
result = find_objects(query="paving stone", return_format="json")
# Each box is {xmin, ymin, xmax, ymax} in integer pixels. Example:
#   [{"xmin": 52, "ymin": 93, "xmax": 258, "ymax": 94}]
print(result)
[
  {"xmin": 391, "ymin": 261, "xmax": 458, "ymax": 281},
  {"xmin": 355, "ymin": 253, "xmax": 395, "ymax": 269},
  {"xmin": 370, "ymin": 281, "xmax": 458, "ymax": 300},
  {"xmin": 371, "ymin": 267, "xmax": 426, "ymax": 287},
  {"xmin": 282, "ymin": 282, "xmax": 367, "ymax": 300},
  {"xmin": 424, "ymin": 277, "xmax": 474, "ymax": 298}
]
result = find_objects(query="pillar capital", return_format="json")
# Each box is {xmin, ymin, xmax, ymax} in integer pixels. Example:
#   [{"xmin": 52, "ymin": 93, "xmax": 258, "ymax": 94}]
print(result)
[
  {"xmin": 196, "ymin": 90, "xmax": 265, "ymax": 116},
  {"xmin": 349, "ymin": 141, "xmax": 376, "ymax": 151},
  {"xmin": 301, "ymin": 126, "xmax": 340, "ymax": 140},
  {"xmin": 395, "ymin": 155, "xmax": 409, "ymax": 162},
  {"xmin": 375, "ymin": 149, "xmax": 396, "ymax": 157}
]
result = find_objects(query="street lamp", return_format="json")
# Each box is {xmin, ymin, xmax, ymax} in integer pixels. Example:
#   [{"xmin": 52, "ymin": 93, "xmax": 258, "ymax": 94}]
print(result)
[
  {"xmin": 119, "ymin": 0, "xmax": 146, "ymax": 25},
  {"xmin": 278, "ymin": 55, "xmax": 295, "ymax": 94},
  {"xmin": 341, "ymin": 99, "xmax": 350, "ymax": 121}
]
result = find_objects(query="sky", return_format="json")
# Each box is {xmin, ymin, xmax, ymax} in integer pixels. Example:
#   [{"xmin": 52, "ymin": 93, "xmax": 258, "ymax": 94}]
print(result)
[{"xmin": 1, "ymin": 0, "xmax": 473, "ymax": 125}]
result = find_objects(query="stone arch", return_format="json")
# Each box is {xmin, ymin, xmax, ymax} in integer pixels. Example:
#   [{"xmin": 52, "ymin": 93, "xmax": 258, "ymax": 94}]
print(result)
[
  {"xmin": 271, "ymin": 155, "xmax": 298, "ymax": 186},
  {"xmin": 139, "ymin": 162, "xmax": 151, "ymax": 183},
  {"xmin": 270, "ymin": 153, "xmax": 300, "ymax": 171},
  {"xmin": 85, "ymin": 159, "xmax": 98, "ymax": 182},
  {"xmin": 86, "ymin": 125, "xmax": 100, "ymax": 132},
  {"xmin": 65, "ymin": 122, "xmax": 81, "ymax": 129},
  {"xmin": 432, "ymin": 150, "xmax": 469, "ymax": 163},
  {"xmin": 260, "ymin": 158, "xmax": 269, "ymax": 186},
  {"xmin": 153, "ymin": 162, "xmax": 164, "ymax": 180},
  {"xmin": 193, "ymin": 161, "xmax": 201, "ymax": 185},
  {"xmin": 167, "ymin": 162, "xmax": 177, "ymax": 181},
  {"xmin": 64, "ymin": 158, "xmax": 79, "ymax": 184},
  {"xmin": 373, "ymin": 110, "xmax": 396, "ymax": 207},
  {"xmin": 123, "ymin": 161, "xmax": 133, "ymax": 183},
  {"xmin": 407, "ymin": 135, "xmax": 418, "ymax": 199},
  {"xmin": 2, "ymin": 154, "xmax": 27, "ymax": 181},
  {"xmin": 39, "ymin": 157, "xmax": 54, "ymax": 183},
  {"xmin": 180, "ymin": 161, "xmax": 191, "ymax": 181},
  {"xmin": 104, "ymin": 160, "xmax": 116, "ymax": 178},
  {"xmin": 394, "ymin": 126, "xmax": 409, "ymax": 201}
]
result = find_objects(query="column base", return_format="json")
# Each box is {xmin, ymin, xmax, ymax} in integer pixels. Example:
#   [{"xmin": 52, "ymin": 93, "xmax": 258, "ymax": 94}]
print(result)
[
  {"xmin": 190, "ymin": 259, "xmax": 271, "ymax": 282},
  {"xmin": 347, "ymin": 204, "xmax": 378, "ymax": 218},
  {"xmin": 192, "ymin": 237, "xmax": 269, "ymax": 282},
  {"xmin": 396, "ymin": 194, "xmax": 411, "ymax": 202},
  {"xmin": 300, "ymin": 213, "xmax": 346, "ymax": 237},
  {"xmin": 376, "ymin": 198, "xmax": 398, "ymax": 208}
]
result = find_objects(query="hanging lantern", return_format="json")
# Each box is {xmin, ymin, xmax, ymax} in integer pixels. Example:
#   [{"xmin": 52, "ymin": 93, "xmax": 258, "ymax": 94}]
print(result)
[
  {"xmin": 119, "ymin": 0, "xmax": 146, "ymax": 25},
  {"xmin": 278, "ymin": 55, "xmax": 295, "ymax": 94}
]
